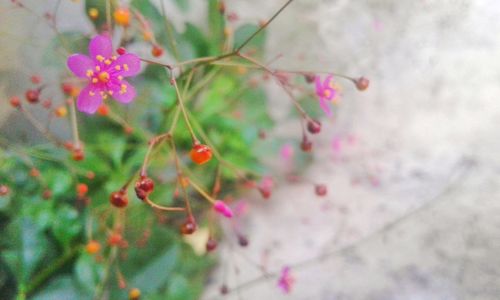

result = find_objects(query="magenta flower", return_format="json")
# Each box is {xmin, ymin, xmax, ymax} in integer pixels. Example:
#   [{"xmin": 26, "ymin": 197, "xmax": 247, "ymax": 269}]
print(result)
[
  {"xmin": 213, "ymin": 200, "xmax": 233, "ymax": 218},
  {"xmin": 315, "ymin": 75, "xmax": 339, "ymax": 116},
  {"xmin": 67, "ymin": 35, "xmax": 141, "ymax": 114},
  {"xmin": 277, "ymin": 266, "xmax": 295, "ymax": 293}
]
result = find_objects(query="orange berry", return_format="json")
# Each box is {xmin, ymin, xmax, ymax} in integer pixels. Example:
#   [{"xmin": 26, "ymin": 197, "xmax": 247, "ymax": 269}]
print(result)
[
  {"xmin": 55, "ymin": 106, "xmax": 67, "ymax": 117},
  {"xmin": 86, "ymin": 240, "xmax": 101, "ymax": 254},
  {"xmin": 97, "ymin": 104, "xmax": 109, "ymax": 116},
  {"xmin": 129, "ymin": 288, "xmax": 141, "ymax": 300},
  {"xmin": 143, "ymin": 31, "xmax": 153, "ymax": 42},
  {"xmin": 88, "ymin": 8, "xmax": 99, "ymax": 20},
  {"xmin": 29, "ymin": 168, "xmax": 40, "ymax": 178},
  {"xmin": 107, "ymin": 233, "xmax": 123, "ymax": 246},
  {"xmin": 190, "ymin": 144, "xmax": 212, "ymax": 165},
  {"xmin": 151, "ymin": 45, "xmax": 164, "ymax": 57},
  {"xmin": 77, "ymin": 183, "xmax": 88, "ymax": 197},
  {"xmin": 0, "ymin": 185, "xmax": 9, "ymax": 196},
  {"xmin": 25, "ymin": 89, "xmax": 39, "ymax": 103},
  {"xmin": 72, "ymin": 148, "xmax": 85, "ymax": 161},
  {"xmin": 179, "ymin": 177, "xmax": 189, "ymax": 188},
  {"xmin": 355, "ymin": 77, "xmax": 370, "ymax": 91},
  {"xmin": 114, "ymin": 7, "xmax": 130, "ymax": 27}
]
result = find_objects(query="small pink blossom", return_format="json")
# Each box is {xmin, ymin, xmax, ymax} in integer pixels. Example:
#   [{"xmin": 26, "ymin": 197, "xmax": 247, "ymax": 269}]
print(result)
[
  {"xmin": 280, "ymin": 143, "xmax": 294, "ymax": 162},
  {"xmin": 213, "ymin": 200, "xmax": 233, "ymax": 218},
  {"xmin": 315, "ymin": 75, "xmax": 340, "ymax": 116},
  {"xmin": 67, "ymin": 35, "xmax": 141, "ymax": 114},
  {"xmin": 277, "ymin": 266, "xmax": 295, "ymax": 293}
]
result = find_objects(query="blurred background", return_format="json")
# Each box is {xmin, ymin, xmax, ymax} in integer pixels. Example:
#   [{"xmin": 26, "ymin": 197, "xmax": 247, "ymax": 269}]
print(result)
[{"xmin": 2, "ymin": 0, "xmax": 500, "ymax": 300}]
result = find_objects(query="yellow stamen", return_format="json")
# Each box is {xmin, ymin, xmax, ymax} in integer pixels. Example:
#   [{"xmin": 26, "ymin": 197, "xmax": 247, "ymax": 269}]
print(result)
[
  {"xmin": 123, "ymin": 64, "xmax": 129, "ymax": 71},
  {"xmin": 111, "ymin": 56, "xmax": 117, "ymax": 61},
  {"xmin": 92, "ymin": 78, "xmax": 98, "ymax": 83},
  {"xmin": 115, "ymin": 65, "xmax": 121, "ymax": 71},
  {"xmin": 98, "ymin": 72, "xmax": 110, "ymax": 83},
  {"xmin": 96, "ymin": 55, "xmax": 105, "ymax": 62},
  {"xmin": 119, "ymin": 84, "xmax": 127, "ymax": 94},
  {"xmin": 95, "ymin": 66, "xmax": 101, "ymax": 71},
  {"xmin": 118, "ymin": 75, "xmax": 123, "ymax": 80},
  {"xmin": 104, "ymin": 59, "xmax": 112, "ymax": 65},
  {"xmin": 108, "ymin": 90, "xmax": 114, "ymax": 95},
  {"xmin": 89, "ymin": 91, "xmax": 95, "ymax": 96},
  {"xmin": 86, "ymin": 70, "xmax": 94, "ymax": 77}
]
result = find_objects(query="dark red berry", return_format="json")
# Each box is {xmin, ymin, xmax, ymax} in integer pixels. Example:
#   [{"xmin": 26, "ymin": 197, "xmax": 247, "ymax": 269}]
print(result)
[
  {"xmin": 117, "ymin": 47, "xmax": 126, "ymax": 55},
  {"xmin": 258, "ymin": 186, "xmax": 271, "ymax": 199},
  {"xmin": 31, "ymin": 75, "xmax": 41, "ymax": 84},
  {"xmin": 110, "ymin": 190, "xmax": 128, "ymax": 208},
  {"xmin": 315, "ymin": 184, "xmax": 327, "ymax": 196},
  {"xmin": 180, "ymin": 218, "xmax": 197, "ymax": 235},
  {"xmin": 220, "ymin": 285, "xmax": 229, "ymax": 295},
  {"xmin": 42, "ymin": 189, "xmax": 52, "ymax": 200},
  {"xmin": 307, "ymin": 120, "xmax": 321, "ymax": 134},
  {"xmin": 134, "ymin": 176, "xmax": 154, "ymax": 200},
  {"xmin": 300, "ymin": 139, "xmax": 312, "ymax": 152},
  {"xmin": 72, "ymin": 148, "xmax": 85, "ymax": 161},
  {"xmin": 304, "ymin": 73, "xmax": 316, "ymax": 83},
  {"xmin": 25, "ymin": 89, "xmax": 40, "ymax": 103},
  {"xmin": 107, "ymin": 233, "xmax": 123, "ymax": 246},
  {"xmin": 206, "ymin": 238, "xmax": 217, "ymax": 252},
  {"xmin": 237, "ymin": 234, "xmax": 249, "ymax": 247},
  {"xmin": 0, "ymin": 185, "xmax": 9, "ymax": 196},
  {"xmin": 354, "ymin": 77, "xmax": 369, "ymax": 91}
]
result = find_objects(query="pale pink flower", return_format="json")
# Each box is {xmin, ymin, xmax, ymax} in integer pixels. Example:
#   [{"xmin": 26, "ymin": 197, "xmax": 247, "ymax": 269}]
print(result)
[
  {"xmin": 67, "ymin": 35, "xmax": 141, "ymax": 114},
  {"xmin": 315, "ymin": 75, "xmax": 340, "ymax": 116},
  {"xmin": 280, "ymin": 143, "xmax": 294, "ymax": 162}
]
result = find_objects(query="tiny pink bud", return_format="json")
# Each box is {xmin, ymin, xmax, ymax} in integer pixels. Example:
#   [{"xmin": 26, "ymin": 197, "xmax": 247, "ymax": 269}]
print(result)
[{"xmin": 213, "ymin": 200, "xmax": 233, "ymax": 218}]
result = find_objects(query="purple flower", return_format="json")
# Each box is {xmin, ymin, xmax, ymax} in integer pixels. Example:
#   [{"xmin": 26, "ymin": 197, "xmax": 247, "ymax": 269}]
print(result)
[
  {"xmin": 277, "ymin": 266, "xmax": 295, "ymax": 293},
  {"xmin": 67, "ymin": 35, "xmax": 141, "ymax": 114},
  {"xmin": 315, "ymin": 75, "xmax": 339, "ymax": 117}
]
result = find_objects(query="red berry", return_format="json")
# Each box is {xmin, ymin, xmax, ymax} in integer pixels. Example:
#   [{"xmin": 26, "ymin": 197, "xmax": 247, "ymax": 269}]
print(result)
[
  {"xmin": 110, "ymin": 190, "xmax": 128, "ymax": 208},
  {"xmin": 300, "ymin": 139, "xmax": 312, "ymax": 152},
  {"xmin": 258, "ymin": 186, "xmax": 271, "ymax": 199},
  {"xmin": 42, "ymin": 189, "xmax": 52, "ymax": 200},
  {"xmin": 206, "ymin": 238, "xmax": 217, "ymax": 252},
  {"xmin": 304, "ymin": 73, "xmax": 316, "ymax": 83},
  {"xmin": 9, "ymin": 96, "xmax": 20, "ymax": 108},
  {"xmin": 151, "ymin": 45, "xmax": 163, "ymax": 57},
  {"xmin": 77, "ymin": 183, "xmax": 88, "ymax": 197},
  {"xmin": 72, "ymin": 148, "xmax": 85, "ymax": 161},
  {"xmin": 29, "ymin": 168, "xmax": 40, "ymax": 178},
  {"xmin": 237, "ymin": 234, "xmax": 249, "ymax": 247},
  {"xmin": 190, "ymin": 144, "xmax": 212, "ymax": 165},
  {"xmin": 355, "ymin": 77, "xmax": 369, "ymax": 91},
  {"xmin": 25, "ymin": 89, "xmax": 40, "ymax": 103},
  {"xmin": 30, "ymin": 75, "xmax": 41, "ymax": 84},
  {"xmin": 117, "ymin": 47, "xmax": 127, "ymax": 55},
  {"xmin": 307, "ymin": 120, "xmax": 321, "ymax": 134},
  {"xmin": 134, "ymin": 176, "xmax": 154, "ymax": 200},
  {"xmin": 315, "ymin": 184, "xmax": 327, "ymax": 196},
  {"xmin": 0, "ymin": 185, "xmax": 9, "ymax": 196},
  {"xmin": 107, "ymin": 233, "xmax": 123, "ymax": 246},
  {"xmin": 180, "ymin": 218, "xmax": 197, "ymax": 235}
]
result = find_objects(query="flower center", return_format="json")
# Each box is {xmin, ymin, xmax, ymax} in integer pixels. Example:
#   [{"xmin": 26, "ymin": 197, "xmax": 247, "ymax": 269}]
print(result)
[
  {"xmin": 98, "ymin": 72, "xmax": 110, "ymax": 83},
  {"xmin": 323, "ymin": 89, "xmax": 331, "ymax": 98}
]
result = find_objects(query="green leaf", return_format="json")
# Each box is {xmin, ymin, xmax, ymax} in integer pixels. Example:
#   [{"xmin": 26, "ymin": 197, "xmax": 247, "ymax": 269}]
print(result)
[
  {"xmin": 46, "ymin": 170, "xmax": 72, "ymax": 197},
  {"xmin": 32, "ymin": 276, "xmax": 83, "ymax": 300},
  {"xmin": 130, "ymin": 246, "xmax": 179, "ymax": 294},
  {"xmin": 173, "ymin": 0, "xmax": 189, "ymax": 12},
  {"xmin": 52, "ymin": 206, "xmax": 82, "ymax": 249},
  {"xmin": 74, "ymin": 255, "xmax": 104, "ymax": 293},
  {"xmin": 207, "ymin": 0, "xmax": 226, "ymax": 54}
]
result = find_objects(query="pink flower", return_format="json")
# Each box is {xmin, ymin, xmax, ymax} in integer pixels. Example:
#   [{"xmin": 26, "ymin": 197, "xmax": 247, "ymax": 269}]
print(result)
[
  {"xmin": 67, "ymin": 35, "xmax": 141, "ymax": 114},
  {"xmin": 277, "ymin": 266, "xmax": 295, "ymax": 293},
  {"xmin": 280, "ymin": 143, "xmax": 294, "ymax": 162},
  {"xmin": 213, "ymin": 200, "xmax": 233, "ymax": 218},
  {"xmin": 315, "ymin": 75, "xmax": 339, "ymax": 116}
]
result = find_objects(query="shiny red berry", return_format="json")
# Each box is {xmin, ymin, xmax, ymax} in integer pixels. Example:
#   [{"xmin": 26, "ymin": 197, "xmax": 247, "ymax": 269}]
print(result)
[
  {"xmin": 355, "ymin": 77, "xmax": 369, "ymax": 91},
  {"xmin": 25, "ymin": 89, "xmax": 40, "ymax": 103},
  {"xmin": 307, "ymin": 119, "xmax": 321, "ymax": 134},
  {"xmin": 180, "ymin": 219, "xmax": 197, "ymax": 235},
  {"xmin": 206, "ymin": 238, "xmax": 217, "ymax": 252},
  {"xmin": 117, "ymin": 47, "xmax": 126, "ymax": 55},
  {"xmin": 315, "ymin": 184, "xmax": 327, "ymax": 196},
  {"xmin": 110, "ymin": 190, "xmax": 128, "ymax": 208},
  {"xmin": 190, "ymin": 144, "xmax": 212, "ymax": 165},
  {"xmin": 134, "ymin": 176, "xmax": 154, "ymax": 200}
]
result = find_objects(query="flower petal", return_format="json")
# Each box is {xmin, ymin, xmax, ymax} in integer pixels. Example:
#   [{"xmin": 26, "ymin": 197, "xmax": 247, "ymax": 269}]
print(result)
[
  {"xmin": 77, "ymin": 85, "xmax": 103, "ymax": 114},
  {"xmin": 111, "ymin": 80, "xmax": 136, "ymax": 104},
  {"xmin": 89, "ymin": 35, "xmax": 113, "ymax": 60},
  {"xmin": 314, "ymin": 76, "xmax": 323, "ymax": 96},
  {"xmin": 323, "ymin": 75, "xmax": 334, "ymax": 89},
  {"xmin": 319, "ymin": 97, "xmax": 332, "ymax": 117},
  {"xmin": 67, "ymin": 54, "xmax": 95, "ymax": 78},
  {"xmin": 111, "ymin": 53, "xmax": 141, "ymax": 77}
]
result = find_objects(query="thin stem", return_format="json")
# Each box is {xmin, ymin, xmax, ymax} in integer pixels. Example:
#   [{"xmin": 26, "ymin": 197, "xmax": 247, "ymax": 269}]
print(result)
[
  {"xmin": 144, "ymin": 197, "xmax": 185, "ymax": 212},
  {"xmin": 189, "ymin": 179, "xmax": 216, "ymax": 204},
  {"xmin": 169, "ymin": 73, "xmax": 198, "ymax": 143},
  {"xmin": 234, "ymin": 0, "xmax": 295, "ymax": 53},
  {"xmin": 69, "ymin": 98, "xmax": 81, "ymax": 149},
  {"xmin": 140, "ymin": 133, "xmax": 170, "ymax": 176},
  {"xmin": 169, "ymin": 139, "xmax": 193, "ymax": 216}
]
